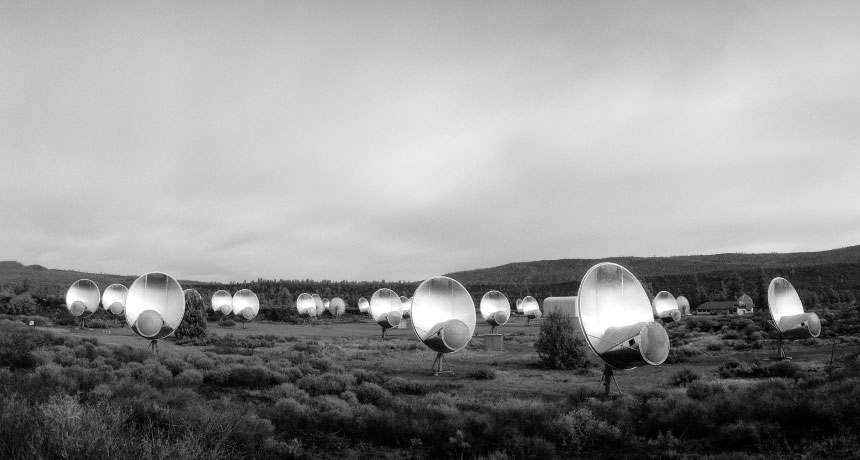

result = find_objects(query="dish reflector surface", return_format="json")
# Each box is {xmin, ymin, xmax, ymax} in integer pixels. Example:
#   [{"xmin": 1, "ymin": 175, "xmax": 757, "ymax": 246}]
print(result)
[
  {"xmin": 370, "ymin": 288, "xmax": 403, "ymax": 328},
  {"xmin": 480, "ymin": 291, "xmax": 510, "ymax": 327},
  {"xmin": 577, "ymin": 262, "xmax": 669, "ymax": 369},
  {"xmin": 515, "ymin": 298, "xmax": 523, "ymax": 313},
  {"xmin": 676, "ymin": 296, "xmax": 690, "ymax": 317},
  {"xmin": 738, "ymin": 294, "xmax": 754, "ymax": 309},
  {"xmin": 102, "ymin": 284, "xmax": 128, "ymax": 316},
  {"xmin": 411, "ymin": 276, "xmax": 476, "ymax": 354},
  {"xmin": 212, "ymin": 290, "xmax": 233, "ymax": 315},
  {"xmin": 296, "ymin": 293, "xmax": 317, "ymax": 317},
  {"xmin": 233, "ymin": 289, "xmax": 260, "ymax": 320},
  {"xmin": 125, "ymin": 272, "xmax": 185, "ymax": 340},
  {"xmin": 329, "ymin": 297, "xmax": 346, "ymax": 316},
  {"xmin": 522, "ymin": 296, "xmax": 542, "ymax": 319},
  {"xmin": 358, "ymin": 297, "xmax": 370, "ymax": 313},
  {"xmin": 768, "ymin": 277, "xmax": 820, "ymax": 338},
  {"xmin": 66, "ymin": 279, "xmax": 101, "ymax": 318},
  {"xmin": 312, "ymin": 294, "xmax": 325, "ymax": 316},
  {"xmin": 652, "ymin": 291, "xmax": 681, "ymax": 322}
]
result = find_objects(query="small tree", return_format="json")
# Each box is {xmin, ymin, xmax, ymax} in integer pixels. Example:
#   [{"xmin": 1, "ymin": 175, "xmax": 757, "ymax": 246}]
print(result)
[
  {"xmin": 534, "ymin": 312, "xmax": 589, "ymax": 370},
  {"xmin": 175, "ymin": 290, "xmax": 208, "ymax": 344}
]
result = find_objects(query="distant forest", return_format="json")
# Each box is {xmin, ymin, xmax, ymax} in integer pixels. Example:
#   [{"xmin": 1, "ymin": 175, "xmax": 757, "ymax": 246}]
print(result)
[{"xmin": 3, "ymin": 253, "xmax": 860, "ymax": 314}]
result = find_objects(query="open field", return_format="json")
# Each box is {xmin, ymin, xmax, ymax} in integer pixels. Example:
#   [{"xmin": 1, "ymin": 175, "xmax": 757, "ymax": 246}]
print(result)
[{"xmin": 4, "ymin": 308, "xmax": 860, "ymax": 459}]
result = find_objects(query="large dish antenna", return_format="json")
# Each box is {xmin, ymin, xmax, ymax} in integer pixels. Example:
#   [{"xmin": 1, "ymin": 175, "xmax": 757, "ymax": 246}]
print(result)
[
  {"xmin": 400, "ymin": 295, "xmax": 412, "ymax": 319},
  {"xmin": 480, "ymin": 290, "xmax": 510, "ymax": 333},
  {"xmin": 296, "ymin": 293, "xmax": 317, "ymax": 317},
  {"xmin": 515, "ymin": 298, "xmax": 523, "ymax": 314},
  {"xmin": 233, "ymin": 289, "xmax": 259, "ymax": 328},
  {"xmin": 125, "ymin": 272, "xmax": 185, "ymax": 352},
  {"xmin": 521, "ymin": 296, "xmax": 542, "ymax": 325},
  {"xmin": 411, "ymin": 276, "xmax": 476, "ymax": 375},
  {"xmin": 651, "ymin": 291, "xmax": 681, "ymax": 323},
  {"xmin": 329, "ymin": 297, "xmax": 346, "ymax": 317},
  {"xmin": 738, "ymin": 293, "xmax": 755, "ymax": 313},
  {"xmin": 358, "ymin": 297, "xmax": 370, "ymax": 314},
  {"xmin": 676, "ymin": 296, "xmax": 691, "ymax": 318},
  {"xmin": 66, "ymin": 279, "xmax": 101, "ymax": 325},
  {"xmin": 102, "ymin": 284, "xmax": 128, "ymax": 316},
  {"xmin": 211, "ymin": 290, "xmax": 233, "ymax": 316},
  {"xmin": 370, "ymin": 288, "xmax": 403, "ymax": 338},
  {"xmin": 577, "ymin": 262, "xmax": 670, "ymax": 394},
  {"xmin": 312, "ymin": 294, "xmax": 325, "ymax": 317},
  {"xmin": 767, "ymin": 277, "xmax": 821, "ymax": 359}
]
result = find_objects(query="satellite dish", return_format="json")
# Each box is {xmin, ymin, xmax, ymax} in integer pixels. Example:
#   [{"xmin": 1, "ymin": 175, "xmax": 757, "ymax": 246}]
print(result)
[
  {"xmin": 738, "ymin": 293, "xmax": 755, "ymax": 312},
  {"xmin": 522, "ymin": 296, "xmax": 542, "ymax": 325},
  {"xmin": 358, "ymin": 297, "xmax": 370, "ymax": 314},
  {"xmin": 676, "ymin": 296, "xmax": 691, "ymax": 318},
  {"xmin": 233, "ymin": 289, "xmax": 260, "ymax": 328},
  {"xmin": 370, "ymin": 288, "xmax": 403, "ymax": 338},
  {"xmin": 515, "ymin": 298, "xmax": 524, "ymax": 314},
  {"xmin": 296, "ymin": 293, "xmax": 317, "ymax": 317},
  {"xmin": 329, "ymin": 297, "xmax": 346, "ymax": 317},
  {"xmin": 767, "ymin": 277, "xmax": 821, "ymax": 359},
  {"xmin": 410, "ymin": 276, "xmax": 476, "ymax": 375},
  {"xmin": 312, "ymin": 294, "xmax": 325, "ymax": 317},
  {"xmin": 651, "ymin": 291, "xmax": 682, "ymax": 323},
  {"xmin": 101, "ymin": 284, "xmax": 128, "ymax": 316},
  {"xmin": 323, "ymin": 298, "xmax": 330, "ymax": 309},
  {"xmin": 66, "ymin": 279, "xmax": 101, "ymax": 324},
  {"xmin": 400, "ymin": 295, "xmax": 412, "ymax": 319},
  {"xmin": 577, "ymin": 262, "xmax": 670, "ymax": 394},
  {"xmin": 211, "ymin": 290, "xmax": 233, "ymax": 316},
  {"xmin": 125, "ymin": 272, "xmax": 185, "ymax": 352},
  {"xmin": 480, "ymin": 290, "xmax": 510, "ymax": 333}
]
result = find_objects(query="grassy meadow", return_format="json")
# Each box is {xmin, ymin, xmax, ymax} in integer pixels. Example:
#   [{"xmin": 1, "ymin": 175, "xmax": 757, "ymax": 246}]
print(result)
[{"xmin": 2, "ymin": 306, "xmax": 860, "ymax": 460}]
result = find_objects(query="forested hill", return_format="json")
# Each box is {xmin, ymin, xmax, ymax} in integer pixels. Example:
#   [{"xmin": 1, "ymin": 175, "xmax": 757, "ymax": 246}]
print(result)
[{"xmin": 444, "ymin": 245, "xmax": 860, "ymax": 285}]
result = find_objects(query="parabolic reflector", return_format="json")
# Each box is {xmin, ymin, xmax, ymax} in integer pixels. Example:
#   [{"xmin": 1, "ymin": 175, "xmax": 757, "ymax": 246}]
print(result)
[
  {"xmin": 233, "ymin": 289, "xmax": 260, "ymax": 321},
  {"xmin": 738, "ymin": 294, "xmax": 754, "ymax": 309},
  {"xmin": 211, "ymin": 290, "xmax": 233, "ymax": 316},
  {"xmin": 358, "ymin": 297, "xmax": 370, "ymax": 313},
  {"xmin": 577, "ymin": 262, "xmax": 670, "ymax": 370},
  {"xmin": 101, "ymin": 283, "xmax": 128, "ymax": 316},
  {"xmin": 522, "ymin": 296, "xmax": 542, "ymax": 320},
  {"xmin": 125, "ymin": 272, "xmax": 185, "ymax": 340},
  {"xmin": 66, "ymin": 279, "xmax": 101, "ymax": 318},
  {"xmin": 652, "ymin": 291, "xmax": 681, "ymax": 323},
  {"xmin": 296, "ymin": 293, "xmax": 317, "ymax": 317},
  {"xmin": 515, "ymin": 298, "xmax": 523, "ymax": 314},
  {"xmin": 329, "ymin": 297, "xmax": 346, "ymax": 316},
  {"xmin": 312, "ymin": 294, "xmax": 325, "ymax": 317},
  {"xmin": 400, "ymin": 295, "xmax": 412, "ymax": 318},
  {"xmin": 411, "ymin": 276, "xmax": 476, "ymax": 354},
  {"xmin": 370, "ymin": 288, "xmax": 403, "ymax": 329},
  {"xmin": 323, "ymin": 298, "xmax": 330, "ymax": 309},
  {"xmin": 768, "ymin": 277, "xmax": 820, "ymax": 339},
  {"xmin": 480, "ymin": 290, "xmax": 510, "ymax": 328},
  {"xmin": 676, "ymin": 296, "xmax": 691, "ymax": 318}
]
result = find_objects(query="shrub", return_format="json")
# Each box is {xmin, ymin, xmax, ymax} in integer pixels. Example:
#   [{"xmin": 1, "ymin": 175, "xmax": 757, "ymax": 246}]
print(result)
[
  {"xmin": 467, "ymin": 368, "xmax": 496, "ymax": 380},
  {"xmin": 686, "ymin": 380, "xmax": 724, "ymax": 400},
  {"xmin": 534, "ymin": 312, "xmax": 589, "ymax": 370},
  {"xmin": 668, "ymin": 368, "xmax": 701, "ymax": 387},
  {"xmin": 550, "ymin": 407, "xmax": 622, "ymax": 453},
  {"xmin": 295, "ymin": 372, "xmax": 354, "ymax": 396},
  {"xmin": 384, "ymin": 377, "xmax": 430, "ymax": 395},
  {"xmin": 353, "ymin": 382, "xmax": 390, "ymax": 404}
]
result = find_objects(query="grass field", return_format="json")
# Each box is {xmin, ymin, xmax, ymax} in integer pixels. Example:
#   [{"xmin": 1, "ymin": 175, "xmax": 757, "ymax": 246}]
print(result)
[{"xmin": 3, "ymin": 311, "xmax": 860, "ymax": 459}]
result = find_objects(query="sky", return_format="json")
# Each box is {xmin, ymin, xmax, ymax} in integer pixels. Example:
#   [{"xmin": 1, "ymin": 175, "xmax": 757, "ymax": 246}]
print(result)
[{"xmin": 2, "ymin": 1, "xmax": 860, "ymax": 282}]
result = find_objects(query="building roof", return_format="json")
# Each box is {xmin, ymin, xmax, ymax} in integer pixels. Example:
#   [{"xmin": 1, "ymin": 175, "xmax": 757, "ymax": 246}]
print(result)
[{"xmin": 697, "ymin": 301, "xmax": 739, "ymax": 310}]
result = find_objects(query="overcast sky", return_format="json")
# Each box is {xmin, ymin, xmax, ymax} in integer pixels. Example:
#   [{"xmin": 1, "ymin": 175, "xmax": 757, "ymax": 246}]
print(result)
[{"xmin": 2, "ymin": 1, "xmax": 859, "ymax": 282}]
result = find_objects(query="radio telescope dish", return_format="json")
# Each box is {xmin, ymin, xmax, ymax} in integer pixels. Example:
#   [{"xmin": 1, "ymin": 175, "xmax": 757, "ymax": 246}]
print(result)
[
  {"xmin": 411, "ymin": 276, "xmax": 476, "ymax": 375},
  {"xmin": 312, "ymin": 294, "xmax": 325, "ymax": 317},
  {"xmin": 399, "ymin": 295, "xmax": 412, "ymax": 319},
  {"xmin": 329, "ymin": 297, "xmax": 346, "ymax": 317},
  {"xmin": 768, "ymin": 277, "xmax": 821, "ymax": 359},
  {"xmin": 211, "ymin": 290, "xmax": 233, "ymax": 316},
  {"xmin": 515, "ymin": 298, "xmax": 523, "ymax": 314},
  {"xmin": 358, "ymin": 297, "xmax": 370, "ymax": 314},
  {"xmin": 522, "ymin": 296, "xmax": 542, "ymax": 325},
  {"xmin": 66, "ymin": 279, "xmax": 101, "ymax": 324},
  {"xmin": 323, "ymin": 298, "xmax": 330, "ymax": 309},
  {"xmin": 480, "ymin": 290, "xmax": 510, "ymax": 333},
  {"xmin": 738, "ymin": 293, "xmax": 755, "ymax": 312},
  {"xmin": 676, "ymin": 296, "xmax": 691, "ymax": 318},
  {"xmin": 101, "ymin": 284, "xmax": 128, "ymax": 316},
  {"xmin": 370, "ymin": 288, "xmax": 403, "ymax": 338},
  {"xmin": 578, "ymin": 262, "xmax": 670, "ymax": 394},
  {"xmin": 652, "ymin": 291, "xmax": 681, "ymax": 323},
  {"xmin": 296, "ymin": 293, "xmax": 317, "ymax": 317},
  {"xmin": 233, "ymin": 289, "xmax": 259, "ymax": 327},
  {"xmin": 125, "ymin": 272, "xmax": 185, "ymax": 352}
]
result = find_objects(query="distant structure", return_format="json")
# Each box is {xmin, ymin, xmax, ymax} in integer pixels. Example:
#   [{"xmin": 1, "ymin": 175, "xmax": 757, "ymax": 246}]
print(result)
[
  {"xmin": 676, "ymin": 296, "xmax": 691, "ymax": 318},
  {"xmin": 542, "ymin": 296, "xmax": 578, "ymax": 318},
  {"xmin": 695, "ymin": 295, "xmax": 757, "ymax": 316}
]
